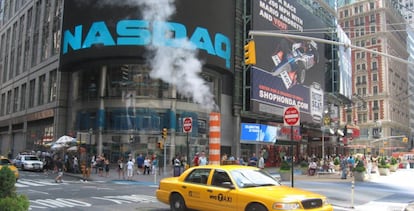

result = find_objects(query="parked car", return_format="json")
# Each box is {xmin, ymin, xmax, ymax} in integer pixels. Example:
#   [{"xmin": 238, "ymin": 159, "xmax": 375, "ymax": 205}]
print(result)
[
  {"xmin": 156, "ymin": 165, "xmax": 333, "ymax": 211},
  {"xmin": 0, "ymin": 155, "xmax": 19, "ymax": 180},
  {"xmin": 13, "ymin": 154, "xmax": 43, "ymax": 171}
]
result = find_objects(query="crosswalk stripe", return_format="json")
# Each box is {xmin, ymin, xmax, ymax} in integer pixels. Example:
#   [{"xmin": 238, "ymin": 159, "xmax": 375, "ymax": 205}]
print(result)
[
  {"xmin": 16, "ymin": 179, "xmax": 61, "ymax": 187},
  {"xmin": 17, "ymin": 180, "xmax": 45, "ymax": 186}
]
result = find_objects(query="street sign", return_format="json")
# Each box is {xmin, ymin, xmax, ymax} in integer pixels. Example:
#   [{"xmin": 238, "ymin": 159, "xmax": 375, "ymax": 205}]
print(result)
[
  {"xmin": 284, "ymin": 106, "xmax": 300, "ymax": 126},
  {"xmin": 183, "ymin": 117, "xmax": 193, "ymax": 133}
]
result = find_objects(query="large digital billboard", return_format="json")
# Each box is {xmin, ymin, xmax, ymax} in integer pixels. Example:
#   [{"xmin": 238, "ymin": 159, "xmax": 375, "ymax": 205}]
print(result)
[
  {"xmin": 60, "ymin": 0, "xmax": 234, "ymax": 72},
  {"xmin": 250, "ymin": 0, "xmax": 329, "ymax": 124}
]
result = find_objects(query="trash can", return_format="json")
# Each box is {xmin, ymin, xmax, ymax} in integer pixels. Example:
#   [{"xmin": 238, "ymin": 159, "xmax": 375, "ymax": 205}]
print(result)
[{"xmin": 174, "ymin": 166, "xmax": 181, "ymax": 177}]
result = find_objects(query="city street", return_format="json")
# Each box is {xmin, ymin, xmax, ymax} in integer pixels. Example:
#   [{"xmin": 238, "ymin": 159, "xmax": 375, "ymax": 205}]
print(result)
[{"xmin": 15, "ymin": 167, "xmax": 414, "ymax": 211}]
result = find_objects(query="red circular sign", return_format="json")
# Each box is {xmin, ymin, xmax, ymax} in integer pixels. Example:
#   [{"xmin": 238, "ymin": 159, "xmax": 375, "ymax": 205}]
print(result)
[
  {"xmin": 183, "ymin": 117, "xmax": 193, "ymax": 132},
  {"xmin": 284, "ymin": 107, "xmax": 300, "ymax": 126}
]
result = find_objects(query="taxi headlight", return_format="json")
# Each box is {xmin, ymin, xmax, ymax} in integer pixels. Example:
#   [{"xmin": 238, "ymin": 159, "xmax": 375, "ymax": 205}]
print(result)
[
  {"xmin": 272, "ymin": 202, "xmax": 300, "ymax": 210},
  {"xmin": 322, "ymin": 198, "xmax": 330, "ymax": 205}
]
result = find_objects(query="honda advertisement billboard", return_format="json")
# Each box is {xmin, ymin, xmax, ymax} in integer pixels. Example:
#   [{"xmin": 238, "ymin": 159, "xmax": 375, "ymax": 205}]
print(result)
[
  {"xmin": 60, "ymin": 0, "xmax": 235, "ymax": 72},
  {"xmin": 250, "ymin": 0, "xmax": 329, "ymax": 124}
]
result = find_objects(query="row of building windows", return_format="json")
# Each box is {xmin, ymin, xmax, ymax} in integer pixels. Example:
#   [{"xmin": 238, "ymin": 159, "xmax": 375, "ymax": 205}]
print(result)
[
  {"xmin": 0, "ymin": 70, "xmax": 57, "ymax": 116},
  {"xmin": 0, "ymin": 0, "xmax": 62, "ymax": 83},
  {"xmin": 340, "ymin": 1, "xmax": 376, "ymax": 18}
]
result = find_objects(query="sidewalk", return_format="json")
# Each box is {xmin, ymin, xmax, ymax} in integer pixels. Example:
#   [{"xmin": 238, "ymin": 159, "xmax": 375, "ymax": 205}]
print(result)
[{"xmin": 64, "ymin": 165, "xmax": 366, "ymax": 184}]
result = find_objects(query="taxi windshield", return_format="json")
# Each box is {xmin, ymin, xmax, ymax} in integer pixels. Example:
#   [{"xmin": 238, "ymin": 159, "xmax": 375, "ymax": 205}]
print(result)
[{"xmin": 230, "ymin": 169, "xmax": 280, "ymax": 188}]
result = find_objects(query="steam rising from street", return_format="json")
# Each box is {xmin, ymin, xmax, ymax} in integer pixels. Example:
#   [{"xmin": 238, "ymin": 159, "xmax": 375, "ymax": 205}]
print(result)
[{"xmin": 102, "ymin": 0, "xmax": 217, "ymax": 111}]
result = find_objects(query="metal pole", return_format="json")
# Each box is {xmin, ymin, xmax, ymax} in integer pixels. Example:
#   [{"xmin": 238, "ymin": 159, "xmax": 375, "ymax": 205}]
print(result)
[
  {"xmin": 186, "ymin": 133, "xmax": 190, "ymax": 168},
  {"xmin": 351, "ymin": 178, "xmax": 355, "ymax": 208},
  {"xmin": 163, "ymin": 138, "xmax": 167, "ymax": 176},
  {"xmin": 322, "ymin": 126, "xmax": 325, "ymax": 161},
  {"xmin": 290, "ymin": 126, "xmax": 294, "ymax": 187}
]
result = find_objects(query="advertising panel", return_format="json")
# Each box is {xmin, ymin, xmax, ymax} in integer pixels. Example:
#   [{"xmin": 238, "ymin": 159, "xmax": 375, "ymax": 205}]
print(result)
[
  {"xmin": 250, "ymin": 0, "xmax": 328, "ymax": 124},
  {"xmin": 337, "ymin": 26, "xmax": 353, "ymax": 100},
  {"xmin": 60, "ymin": 0, "xmax": 234, "ymax": 72},
  {"xmin": 240, "ymin": 123, "xmax": 278, "ymax": 143}
]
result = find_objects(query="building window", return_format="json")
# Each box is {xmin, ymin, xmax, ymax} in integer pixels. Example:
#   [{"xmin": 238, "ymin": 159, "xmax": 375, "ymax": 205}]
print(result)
[
  {"xmin": 21, "ymin": 83, "xmax": 26, "ymax": 110},
  {"xmin": 373, "ymin": 73, "xmax": 378, "ymax": 81},
  {"xmin": 29, "ymin": 79, "xmax": 35, "ymax": 108},
  {"xmin": 373, "ymin": 86, "xmax": 378, "ymax": 95},
  {"xmin": 373, "ymin": 112, "xmax": 379, "ymax": 121},
  {"xmin": 371, "ymin": 25, "xmax": 376, "ymax": 33},
  {"xmin": 6, "ymin": 90, "xmax": 11, "ymax": 114},
  {"xmin": 38, "ymin": 74, "xmax": 46, "ymax": 105},
  {"xmin": 372, "ymin": 61, "xmax": 377, "ymax": 70},
  {"xmin": 370, "ymin": 2, "xmax": 375, "ymax": 9},
  {"xmin": 345, "ymin": 9, "xmax": 349, "ymax": 17},
  {"xmin": 0, "ymin": 93, "xmax": 5, "ymax": 116},
  {"xmin": 49, "ymin": 70, "xmax": 57, "ymax": 102},
  {"xmin": 13, "ymin": 87, "xmax": 19, "ymax": 113}
]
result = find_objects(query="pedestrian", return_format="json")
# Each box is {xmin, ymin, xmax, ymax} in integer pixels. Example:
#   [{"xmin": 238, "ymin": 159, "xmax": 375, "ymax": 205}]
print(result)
[
  {"xmin": 249, "ymin": 153, "xmax": 258, "ymax": 166},
  {"xmin": 104, "ymin": 158, "xmax": 110, "ymax": 177},
  {"xmin": 143, "ymin": 156, "xmax": 151, "ymax": 175},
  {"xmin": 192, "ymin": 152, "xmax": 199, "ymax": 166},
  {"xmin": 198, "ymin": 151, "xmax": 208, "ymax": 166},
  {"xmin": 73, "ymin": 156, "xmax": 79, "ymax": 173},
  {"xmin": 81, "ymin": 160, "xmax": 90, "ymax": 182},
  {"xmin": 136, "ymin": 154, "xmax": 144, "ymax": 175},
  {"xmin": 341, "ymin": 156, "xmax": 348, "ymax": 179},
  {"xmin": 258, "ymin": 154, "xmax": 265, "ymax": 169},
  {"xmin": 126, "ymin": 159, "xmax": 134, "ymax": 180},
  {"xmin": 118, "ymin": 157, "xmax": 125, "ymax": 179},
  {"xmin": 152, "ymin": 155, "xmax": 158, "ymax": 175},
  {"xmin": 347, "ymin": 155, "xmax": 355, "ymax": 177},
  {"xmin": 55, "ymin": 158, "xmax": 65, "ymax": 183}
]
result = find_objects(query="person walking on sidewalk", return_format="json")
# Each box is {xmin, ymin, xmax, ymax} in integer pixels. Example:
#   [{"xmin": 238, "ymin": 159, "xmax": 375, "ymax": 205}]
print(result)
[
  {"xmin": 136, "ymin": 154, "xmax": 144, "ymax": 175},
  {"xmin": 126, "ymin": 159, "xmax": 134, "ymax": 180},
  {"xmin": 104, "ymin": 158, "xmax": 110, "ymax": 177},
  {"xmin": 118, "ymin": 157, "xmax": 125, "ymax": 179},
  {"xmin": 55, "ymin": 158, "xmax": 65, "ymax": 183},
  {"xmin": 143, "ymin": 156, "xmax": 151, "ymax": 175}
]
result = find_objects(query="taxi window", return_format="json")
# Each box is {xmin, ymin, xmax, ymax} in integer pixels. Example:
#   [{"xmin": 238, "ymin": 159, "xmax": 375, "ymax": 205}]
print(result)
[
  {"xmin": 0, "ymin": 159, "xmax": 11, "ymax": 165},
  {"xmin": 184, "ymin": 168, "xmax": 211, "ymax": 185},
  {"xmin": 212, "ymin": 170, "xmax": 232, "ymax": 188}
]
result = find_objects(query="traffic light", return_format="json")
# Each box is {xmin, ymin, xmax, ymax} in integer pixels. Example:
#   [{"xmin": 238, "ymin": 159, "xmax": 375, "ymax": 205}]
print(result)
[
  {"xmin": 157, "ymin": 141, "xmax": 164, "ymax": 150},
  {"xmin": 244, "ymin": 40, "xmax": 256, "ymax": 65},
  {"xmin": 162, "ymin": 128, "xmax": 167, "ymax": 139},
  {"xmin": 403, "ymin": 137, "xmax": 408, "ymax": 143}
]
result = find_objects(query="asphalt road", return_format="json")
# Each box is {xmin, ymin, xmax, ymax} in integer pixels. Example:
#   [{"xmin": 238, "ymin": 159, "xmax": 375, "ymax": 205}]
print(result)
[{"xmin": 15, "ymin": 168, "xmax": 414, "ymax": 211}]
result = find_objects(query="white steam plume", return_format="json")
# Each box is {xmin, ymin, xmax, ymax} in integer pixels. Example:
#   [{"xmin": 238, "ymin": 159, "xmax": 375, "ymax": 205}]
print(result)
[
  {"xmin": 138, "ymin": 0, "xmax": 216, "ymax": 111},
  {"xmin": 100, "ymin": 0, "xmax": 217, "ymax": 111}
]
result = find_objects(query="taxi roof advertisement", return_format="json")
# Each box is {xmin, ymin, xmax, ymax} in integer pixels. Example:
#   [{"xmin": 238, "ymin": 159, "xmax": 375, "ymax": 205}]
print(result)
[
  {"xmin": 250, "ymin": 0, "xmax": 329, "ymax": 124},
  {"xmin": 60, "ymin": 0, "xmax": 235, "ymax": 72}
]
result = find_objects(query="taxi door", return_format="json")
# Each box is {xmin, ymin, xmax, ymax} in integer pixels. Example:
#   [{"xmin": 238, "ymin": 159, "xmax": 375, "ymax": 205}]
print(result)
[
  {"xmin": 182, "ymin": 168, "xmax": 212, "ymax": 210},
  {"xmin": 204, "ymin": 170, "xmax": 238, "ymax": 211}
]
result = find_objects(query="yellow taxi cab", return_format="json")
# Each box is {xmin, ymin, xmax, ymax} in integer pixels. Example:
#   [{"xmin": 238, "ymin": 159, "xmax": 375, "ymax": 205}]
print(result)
[
  {"xmin": 156, "ymin": 165, "xmax": 333, "ymax": 211},
  {"xmin": 0, "ymin": 156, "xmax": 19, "ymax": 180}
]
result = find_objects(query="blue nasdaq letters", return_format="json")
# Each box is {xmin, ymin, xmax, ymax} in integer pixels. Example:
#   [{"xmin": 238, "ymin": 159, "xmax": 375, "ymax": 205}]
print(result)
[{"xmin": 63, "ymin": 20, "xmax": 231, "ymax": 69}]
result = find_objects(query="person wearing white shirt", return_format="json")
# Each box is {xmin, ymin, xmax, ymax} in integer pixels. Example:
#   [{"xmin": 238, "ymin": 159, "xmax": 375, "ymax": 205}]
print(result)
[
  {"xmin": 198, "ymin": 151, "xmax": 208, "ymax": 166},
  {"xmin": 126, "ymin": 159, "xmax": 134, "ymax": 180}
]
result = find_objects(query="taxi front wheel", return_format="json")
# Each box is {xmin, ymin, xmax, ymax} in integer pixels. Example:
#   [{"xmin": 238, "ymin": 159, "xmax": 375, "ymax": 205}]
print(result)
[
  {"xmin": 246, "ymin": 203, "xmax": 267, "ymax": 211},
  {"xmin": 170, "ymin": 193, "xmax": 187, "ymax": 211}
]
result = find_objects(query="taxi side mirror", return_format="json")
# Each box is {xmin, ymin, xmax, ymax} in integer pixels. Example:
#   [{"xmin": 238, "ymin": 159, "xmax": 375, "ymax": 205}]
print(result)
[{"xmin": 221, "ymin": 182, "xmax": 235, "ymax": 189}]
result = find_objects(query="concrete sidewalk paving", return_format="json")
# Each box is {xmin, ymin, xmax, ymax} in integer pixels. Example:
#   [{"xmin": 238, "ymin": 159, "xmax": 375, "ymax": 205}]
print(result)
[{"xmin": 64, "ymin": 166, "xmax": 362, "ymax": 184}]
